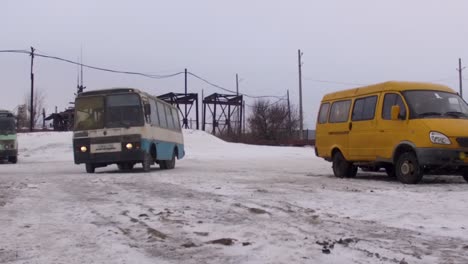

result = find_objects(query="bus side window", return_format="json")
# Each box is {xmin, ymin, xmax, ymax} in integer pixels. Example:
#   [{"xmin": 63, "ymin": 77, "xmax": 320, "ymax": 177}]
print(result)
[
  {"xmin": 150, "ymin": 99, "xmax": 159, "ymax": 126},
  {"xmin": 165, "ymin": 105, "xmax": 175, "ymax": 129},
  {"xmin": 157, "ymin": 102, "xmax": 167, "ymax": 128},
  {"xmin": 172, "ymin": 108, "xmax": 181, "ymax": 130}
]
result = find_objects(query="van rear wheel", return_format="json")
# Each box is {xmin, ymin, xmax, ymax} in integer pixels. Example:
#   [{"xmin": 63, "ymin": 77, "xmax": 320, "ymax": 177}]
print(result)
[
  {"xmin": 462, "ymin": 168, "xmax": 468, "ymax": 182},
  {"xmin": 395, "ymin": 152, "xmax": 423, "ymax": 184},
  {"xmin": 384, "ymin": 165, "xmax": 396, "ymax": 178},
  {"xmin": 332, "ymin": 152, "xmax": 357, "ymax": 178}
]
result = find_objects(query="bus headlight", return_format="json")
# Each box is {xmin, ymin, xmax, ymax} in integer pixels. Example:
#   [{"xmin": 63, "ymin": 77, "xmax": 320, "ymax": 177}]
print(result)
[
  {"xmin": 430, "ymin": 131, "xmax": 451, "ymax": 145},
  {"xmin": 126, "ymin": 143, "xmax": 133, "ymax": 150},
  {"xmin": 80, "ymin": 146, "xmax": 88, "ymax": 152}
]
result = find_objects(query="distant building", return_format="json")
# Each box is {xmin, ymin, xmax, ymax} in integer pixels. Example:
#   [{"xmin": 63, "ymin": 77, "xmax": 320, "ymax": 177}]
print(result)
[{"xmin": 44, "ymin": 108, "xmax": 74, "ymax": 131}]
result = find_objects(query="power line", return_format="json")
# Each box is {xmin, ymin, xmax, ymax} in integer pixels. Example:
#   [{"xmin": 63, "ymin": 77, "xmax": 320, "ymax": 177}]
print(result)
[
  {"xmin": 1, "ymin": 49, "xmax": 287, "ymax": 99},
  {"xmin": 34, "ymin": 53, "xmax": 185, "ymax": 79},
  {"xmin": 0, "ymin": 49, "xmax": 185, "ymax": 79},
  {"xmin": 429, "ymin": 76, "xmax": 458, "ymax": 82},
  {"xmin": 0, "ymin": 49, "xmax": 30, "ymax": 54},
  {"xmin": 187, "ymin": 72, "xmax": 286, "ymax": 99},
  {"xmin": 303, "ymin": 78, "xmax": 368, "ymax": 86},
  {"xmin": 245, "ymin": 97, "xmax": 287, "ymax": 108}
]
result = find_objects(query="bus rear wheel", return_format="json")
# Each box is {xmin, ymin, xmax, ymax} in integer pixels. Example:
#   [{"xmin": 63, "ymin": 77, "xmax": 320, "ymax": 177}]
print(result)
[
  {"xmin": 159, "ymin": 151, "xmax": 176, "ymax": 170},
  {"xmin": 85, "ymin": 163, "xmax": 95, "ymax": 173},
  {"xmin": 8, "ymin": 156, "xmax": 17, "ymax": 164}
]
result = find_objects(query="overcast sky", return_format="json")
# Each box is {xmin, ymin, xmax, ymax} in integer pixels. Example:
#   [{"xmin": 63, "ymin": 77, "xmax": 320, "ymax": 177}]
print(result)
[{"xmin": 2, "ymin": 0, "xmax": 468, "ymax": 128}]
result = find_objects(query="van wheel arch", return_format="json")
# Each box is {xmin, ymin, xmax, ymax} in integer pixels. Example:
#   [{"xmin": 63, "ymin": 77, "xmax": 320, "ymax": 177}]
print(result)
[{"xmin": 393, "ymin": 143, "xmax": 416, "ymax": 164}]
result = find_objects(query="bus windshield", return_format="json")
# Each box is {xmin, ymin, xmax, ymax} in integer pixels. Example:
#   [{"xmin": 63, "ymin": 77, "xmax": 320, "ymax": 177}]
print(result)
[
  {"xmin": 75, "ymin": 93, "xmax": 144, "ymax": 130},
  {"xmin": 0, "ymin": 119, "xmax": 16, "ymax": 135},
  {"xmin": 403, "ymin": 90, "xmax": 468, "ymax": 119}
]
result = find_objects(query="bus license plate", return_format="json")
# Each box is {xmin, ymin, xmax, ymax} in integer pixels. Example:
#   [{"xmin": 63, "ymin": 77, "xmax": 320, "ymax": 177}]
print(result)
[{"xmin": 91, "ymin": 143, "xmax": 121, "ymax": 153}]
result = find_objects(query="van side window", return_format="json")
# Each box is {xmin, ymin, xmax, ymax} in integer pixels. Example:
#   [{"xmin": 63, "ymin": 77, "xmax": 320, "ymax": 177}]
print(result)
[
  {"xmin": 352, "ymin": 96, "xmax": 378, "ymax": 121},
  {"xmin": 318, "ymin": 103, "xmax": 330, "ymax": 124},
  {"xmin": 329, "ymin": 100, "xmax": 351, "ymax": 123},
  {"xmin": 382, "ymin": 93, "xmax": 406, "ymax": 120}
]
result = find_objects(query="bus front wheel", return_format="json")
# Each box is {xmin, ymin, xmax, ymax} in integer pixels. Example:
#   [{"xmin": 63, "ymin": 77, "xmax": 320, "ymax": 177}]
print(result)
[
  {"xmin": 85, "ymin": 163, "xmax": 95, "ymax": 173},
  {"xmin": 8, "ymin": 156, "xmax": 17, "ymax": 164},
  {"xmin": 142, "ymin": 153, "xmax": 152, "ymax": 172}
]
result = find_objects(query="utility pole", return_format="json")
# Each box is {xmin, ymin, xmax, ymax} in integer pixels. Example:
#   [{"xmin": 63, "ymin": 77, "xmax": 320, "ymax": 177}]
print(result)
[
  {"xmin": 184, "ymin": 68, "xmax": 188, "ymax": 128},
  {"xmin": 30, "ymin": 47, "xmax": 35, "ymax": 132},
  {"xmin": 236, "ymin": 74, "xmax": 239, "ymax": 95},
  {"xmin": 298, "ymin": 49, "xmax": 304, "ymax": 139},
  {"xmin": 236, "ymin": 73, "xmax": 240, "ymax": 134},
  {"xmin": 287, "ymin": 89, "xmax": 292, "ymax": 135},
  {"xmin": 243, "ymin": 100, "xmax": 246, "ymax": 134},
  {"xmin": 458, "ymin": 58, "xmax": 465, "ymax": 99}
]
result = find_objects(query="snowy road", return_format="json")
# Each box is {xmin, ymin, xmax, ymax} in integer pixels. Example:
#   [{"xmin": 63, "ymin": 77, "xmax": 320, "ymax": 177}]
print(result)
[{"xmin": 1, "ymin": 130, "xmax": 468, "ymax": 264}]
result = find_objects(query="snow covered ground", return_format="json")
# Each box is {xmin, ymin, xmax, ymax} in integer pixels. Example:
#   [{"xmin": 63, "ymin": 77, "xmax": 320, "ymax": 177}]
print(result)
[{"xmin": 1, "ymin": 130, "xmax": 468, "ymax": 264}]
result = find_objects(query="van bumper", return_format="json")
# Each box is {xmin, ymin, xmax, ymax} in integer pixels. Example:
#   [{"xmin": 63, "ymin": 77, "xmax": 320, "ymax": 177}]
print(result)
[{"xmin": 416, "ymin": 148, "xmax": 468, "ymax": 166}]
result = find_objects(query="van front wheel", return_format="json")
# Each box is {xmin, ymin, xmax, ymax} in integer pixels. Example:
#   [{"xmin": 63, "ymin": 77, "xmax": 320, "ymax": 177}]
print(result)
[
  {"xmin": 395, "ymin": 152, "xmax": 423, "ymax": 184},
  {"xmin": 332, "ymin": 152, "xmax": 357, "ymax": 178}
]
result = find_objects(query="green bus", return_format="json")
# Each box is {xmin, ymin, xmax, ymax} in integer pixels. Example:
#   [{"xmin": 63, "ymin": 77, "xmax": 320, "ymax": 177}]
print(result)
[{"xmin": 0, "ymin": 110, "xmax": 17, "ymax": 163}]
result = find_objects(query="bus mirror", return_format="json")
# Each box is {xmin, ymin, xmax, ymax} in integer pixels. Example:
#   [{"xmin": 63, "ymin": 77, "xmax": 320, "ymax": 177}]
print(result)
[
  {"xmin": 391, "ymin": 105, "xmax": 400, "ymax": 120},
  {"xmin": 144, "ymin": 104, "xmax": 151, "ymax": 115}
]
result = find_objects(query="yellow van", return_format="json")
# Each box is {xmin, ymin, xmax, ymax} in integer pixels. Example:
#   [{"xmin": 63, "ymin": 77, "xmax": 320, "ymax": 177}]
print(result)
[{"xmin": 315, "ymin": 81, "xmax": 468, "ymax": 184}]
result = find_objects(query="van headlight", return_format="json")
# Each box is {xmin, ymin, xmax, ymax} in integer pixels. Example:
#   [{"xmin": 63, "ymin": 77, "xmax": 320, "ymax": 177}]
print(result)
[{"xmin": 430, "ymin": 131, "xmax": 451, "ymax": 145}]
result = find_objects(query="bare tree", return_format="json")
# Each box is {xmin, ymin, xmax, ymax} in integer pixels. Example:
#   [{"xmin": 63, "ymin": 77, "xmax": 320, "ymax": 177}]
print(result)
[
  {"xmin": 24, "ymin": 89, "xmax": 46, "ymax": 129},
  {"xmin": 247, "ymin": 99, "xmax": 299, "ymax": 143}
]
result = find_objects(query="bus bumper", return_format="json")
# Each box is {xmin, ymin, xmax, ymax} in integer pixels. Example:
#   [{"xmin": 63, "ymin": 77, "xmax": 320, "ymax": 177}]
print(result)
[
  {"xmin": 74, "ymin": 149, "xmax": 145, "ymax": 165},
  {"xmin": 0, "ymin": 149, "xmax": 17, "ymax": 158}
]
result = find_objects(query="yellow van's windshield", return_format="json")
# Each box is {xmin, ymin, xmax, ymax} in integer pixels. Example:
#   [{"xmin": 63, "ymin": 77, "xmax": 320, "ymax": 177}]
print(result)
[{"xmin": 403, "ymin": 90, "xmax": 468, "ymax": 119}]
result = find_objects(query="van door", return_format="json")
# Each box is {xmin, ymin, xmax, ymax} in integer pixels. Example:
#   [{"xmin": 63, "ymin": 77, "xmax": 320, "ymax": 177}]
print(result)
[
  {"xmin": 348, "ymin": 95, "xmax": 378, "ymax": 160},
  {"xmin": 375, "ymin": 93, "xmax": 409, "ymax": 160},
  {"xmin": 327, "ymin": 99, "xmax": 352, "ymax": 159}
]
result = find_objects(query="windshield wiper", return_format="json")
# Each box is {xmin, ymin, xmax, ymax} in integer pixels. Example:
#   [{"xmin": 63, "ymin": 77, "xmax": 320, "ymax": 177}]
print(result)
[
  {"xmin": 417, "ymin": 112, "xmax": 442, "ymax": 118},
  {"xmin": 443, "ymin": 111, "xmax": 467, "ymax": 118}
]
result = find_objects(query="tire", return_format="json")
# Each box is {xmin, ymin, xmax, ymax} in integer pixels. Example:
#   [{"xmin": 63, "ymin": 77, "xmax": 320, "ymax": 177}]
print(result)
[
  {"xmin": 395, "ymin": 152, "xmax": 423, "ymax": 184},
  {"xmin": 463, "ymin": 174, "xmax": 468, "ymax": 183},
  {"xmin": 385, "ymin": 165, "xmax": 396, "ymax": 178},
  {"xmin": 8, "ymin": 156, "xmax": 17, "ymax": 164},
  {"xmin": 332, "ymin": 152, "xmax": 357, "ymax": 178},
  {"xmin": 85, "ymin": 163, "xmax": 95, "ymax": 173},
  {"xmin": 160, "ymin": 150, "xmax": 177, "ymax": 170},
  {"xmin": 142, "ymin": 153, "xmax": 152, "ymax": 172},
  {"xmin": 166, "ymin": 151, "xmax": 176, "ymax": 169}
]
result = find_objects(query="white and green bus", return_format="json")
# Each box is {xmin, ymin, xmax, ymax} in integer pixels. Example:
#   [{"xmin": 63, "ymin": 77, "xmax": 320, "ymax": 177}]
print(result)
[
  {"xmin": 73, "ymin": 88, "xmax": 185, "ymax": 173},
  {"xmin": 0, "ymin": 110, "xmax": 18, "ymax": 164}
]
